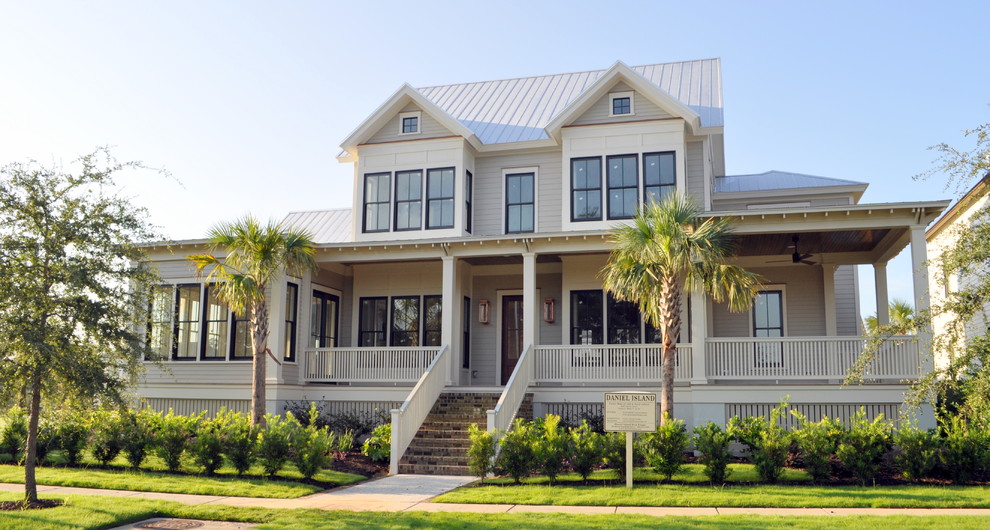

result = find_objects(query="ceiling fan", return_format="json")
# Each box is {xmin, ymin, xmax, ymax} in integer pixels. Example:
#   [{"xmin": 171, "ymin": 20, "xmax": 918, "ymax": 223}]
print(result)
[{"xmin": 769, "ymin": 235, "xmax": 816, "ymax": 266}]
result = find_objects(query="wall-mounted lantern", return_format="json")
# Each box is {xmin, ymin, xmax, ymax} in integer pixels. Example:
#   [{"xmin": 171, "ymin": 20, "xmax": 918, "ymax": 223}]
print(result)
[
  {"xmin": 543, "ymin": 298, "xmax": 556, "ymax": 323},
  {"xmin": 478, "ymin": 299, "xmax": 490, "ymax": 324}
]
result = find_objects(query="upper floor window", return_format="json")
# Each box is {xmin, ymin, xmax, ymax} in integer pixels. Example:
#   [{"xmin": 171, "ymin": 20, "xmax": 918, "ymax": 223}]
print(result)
[
  {"xmin": 644, "ymin": 152, "xmax": 676, "ymax": 205},
  {"xmin": 465, "ymin": 170, "xmax": 473, "ymax": 234},
  {"xmin": 394, "ymin": 170, "xmax": 422, "ymax": 231},
  {"xmin": 363, "ymin": 172, "xmax": 390, "ymax": 233},
  {"xmin": 607, "ymin": 154, "xmax": 638, "ymax": 219},
  {"xmin": 426, "ymin": 167, "xmax": 455, "ymax": 229},
  {"xmin": 571, "ymin": 157, "xmax": 602, "ymax": 221},
  {"xmin": 505, "ymin": 171, "xmax": 535, "ymax": 233},
  {"xmin": 399, "ymin": 111, "xmax": 421, "ymax": 135},
  {"xmin": 609, "ymin": 91, "xmax": 634, "ymax": 116}
]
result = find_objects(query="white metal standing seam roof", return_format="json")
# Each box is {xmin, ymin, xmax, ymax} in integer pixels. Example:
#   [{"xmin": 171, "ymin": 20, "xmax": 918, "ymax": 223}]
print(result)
[
  {"xmin": 282, "ymin": 209, "xmax": 352, "ymax": 244},
  {"xmin": 416, "ymin": 59, "xmax": 723, "ymax": 145},
  {"xmin": 714, "ymin": 171, "xmax": 868, "ymax": 193}
]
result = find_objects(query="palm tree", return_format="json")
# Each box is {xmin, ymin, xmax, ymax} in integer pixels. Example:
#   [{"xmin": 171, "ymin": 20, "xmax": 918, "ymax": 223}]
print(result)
[
  {"xmin": 864, "ymin": 299, "xmax": 915, "ymax": 334},
  {"xmin": 601, "ymin": 194, "xmax": 762, "ymax": 421},
  {"xmin": 189, "ymin": 216, "xmax": 316, "ymax": 426}
]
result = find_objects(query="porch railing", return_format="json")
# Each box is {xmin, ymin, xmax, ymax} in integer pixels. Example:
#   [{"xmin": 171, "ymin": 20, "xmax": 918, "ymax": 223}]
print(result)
[
  {"xmin": 390, "ymin": 344, "xmax": 449, "ymax": 475},
  {"xmin": 487, "ymin": 345, "xmax": 534, "ymax": 434},
  {"xmin": 705, "ymin": 336, "xmax": 921, "ymax": 381},
  {"xmin": 533, "ymin": 344, "xmax": 692, "ymax": 384},
  {"xmin": 303, "ymin": 347, "xmax": 440, "ymax": 384}
]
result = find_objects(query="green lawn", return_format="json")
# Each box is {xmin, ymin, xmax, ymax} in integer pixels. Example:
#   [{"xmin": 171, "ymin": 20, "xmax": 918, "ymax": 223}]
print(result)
[
  {"xmin": 1, "ymin": 492, "xmax": 989, "ymax": 530},
  {"xmin": 0, "ymin": 452, "xmax": 366, "ymax": 498},
  {"xmin": 435, "ymin": 465, "xmax": 990, "ymax": 509}
]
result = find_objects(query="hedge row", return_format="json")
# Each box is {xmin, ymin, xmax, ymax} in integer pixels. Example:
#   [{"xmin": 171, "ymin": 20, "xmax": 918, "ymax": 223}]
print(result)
[
  {"xmin": 0, "ymin": 404, "xmax": 355, "ymax": 480},
  {"xmin": 469, "ymin": 407, "xmax": 990, "ymax": 486}
]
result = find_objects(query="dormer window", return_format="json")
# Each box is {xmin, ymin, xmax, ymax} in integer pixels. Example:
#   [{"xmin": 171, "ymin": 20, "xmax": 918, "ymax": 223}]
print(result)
[
  {"xmin": 399, "ymin": 111, "xmax": 421, "ymax": 135},
  {"xmin": 609, "ymin": 91, "xmax": 634, "ymax": 116}
]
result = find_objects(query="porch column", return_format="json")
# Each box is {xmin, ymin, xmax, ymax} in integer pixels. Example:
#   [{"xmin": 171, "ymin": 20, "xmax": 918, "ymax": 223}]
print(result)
[
  {"xmin": 874, "ymin": 262, "xmax": 890, "ymax": 326},
  {"xmin": 823, "ymin": 264, "xmax": 837, "ymax": 336},
  {"xmin": 523, "ymin": 252, "xmax": 537, "ymax": 348},
  {"xmin": 441, "ymin": 256, "xmax": 458, "ymax": 386},
  {"xmin": 689, "ymin": 287, "xmax": 707, "ymax": 384},
  {"xmin": 910, "ymin": 226, "xmax": 933, "ymax": 366}
]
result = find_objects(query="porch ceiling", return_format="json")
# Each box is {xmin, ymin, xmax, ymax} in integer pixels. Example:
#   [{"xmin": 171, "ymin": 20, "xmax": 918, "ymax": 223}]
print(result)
[
  {"xmin": 734, "ymin": 229, "xmax": 892, "ymax": 257},
  {"xmin": 462, "ymin": 255, "xmax": 562, "ymax": 266}
]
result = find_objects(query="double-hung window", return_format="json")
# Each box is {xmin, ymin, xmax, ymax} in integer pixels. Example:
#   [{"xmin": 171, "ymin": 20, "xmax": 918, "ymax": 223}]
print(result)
[
  {"xmin": 359, "ymin": 297, "xmax": 388, "ymax": 346},
  {"xmin": 462, "ymin": 296, "xmax": 471, "ymax": 369},
  {"xmin": 571, "ymin": 157, "xmax": 602, "ymax": 221},
  {"xmin": 426, "ymin": 167, "xmax": 455, "ymax": 229},
  {"xmin": 465, "ymin": 170, "xmax": 473, "ymax": 233},
  {"xmin": 363, "ymin": 173, "xmax": 390, "ymax": 233},
  {"xmin": 390, "ymin": 296, "xmax": 421, "ymax": 346},
  {"xmin": 753, "ymin": 290, "xmax": 784, "ymax": 367},
  {"xmin": 202, "ymin": 285, "xmax": 229, "ymax": 359},
  {"xmin": 606, "ymin": 154, "xmax": 638, "ymax": 219},
  {"xmin": 505, "ymin": 172, "xmax": 535, "ymax": 233},
  {"xmin": 231, "ymin": 311, "xmax": 252, "ymax": 360},
  {"xmin": 394, "ymin": 170, "xmax": 422, "ymax": 231},
  {"xmin": 644, "ymin": 152, "xmax": 676, "ymax": 205},
  {"xmin": 174, "ymin": 285, "xmax": 201, "ymax": 360},
  {"xmin": 148, "ymin": 286, "xmax": 174, "ymax": 359},
  {"xmin": 606, "ymin": 293, "xmax": 641, "ymax": 344},
  {"xmin": 570, "ymin": 290, "xmax": 604, "ymax": 345},
  {"xmin": 310, "ymin": 290, "xmax": 339, "ymax": 348},
  {"xmin": 283, "ymin": 283, "xmax": 299, "ymax": 361},
  {"xmin": 423, "ymin": 295, "xmax": 442, "ymax": 346}
]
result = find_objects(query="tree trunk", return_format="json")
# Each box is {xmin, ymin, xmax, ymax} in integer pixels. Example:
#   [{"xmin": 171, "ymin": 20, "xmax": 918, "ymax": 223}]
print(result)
[
  {"xmin": 250, "ymin": 299, "xmax": 270, "ymax": 427},
  {"xmin": 23, "ymin": 374, "xmax": 42, "ymax": 503},
  {"xmin": 659, "ymin": 278, "xmax": 683, "ymax": 424}
]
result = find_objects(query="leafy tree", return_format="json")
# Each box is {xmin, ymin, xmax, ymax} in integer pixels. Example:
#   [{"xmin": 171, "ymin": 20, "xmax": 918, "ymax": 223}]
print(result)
[
  {"xmin": 0, "ymin": 151, "xmax": 159, "ymax": 504},
  {"xmin": 601, "ymin": 194, "xmax": 762, "ymax": 420},
  {"xmin": 864, "ymin": 299, "xmax": 915, "ymax": 334},
  {"xmin": 189, "ymin": 217, "xmax": 315, "ymax": 426}
]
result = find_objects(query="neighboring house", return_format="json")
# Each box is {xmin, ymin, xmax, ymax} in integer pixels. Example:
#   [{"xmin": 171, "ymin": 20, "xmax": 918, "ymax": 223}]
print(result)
[
  {"xmin": 926, "ymin": 177, "xmax": 990, "ymax": 369},
  {"xmin": 140, "ymin": 59, "xmax": 949, "ymax": 474}
]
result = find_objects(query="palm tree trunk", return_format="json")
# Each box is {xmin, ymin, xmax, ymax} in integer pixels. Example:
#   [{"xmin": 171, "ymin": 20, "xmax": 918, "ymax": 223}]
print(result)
[
  {"xmin": 23, "ymin": 374, "xmax": 42, "ymax": 503},
  {"xmin": 250, "ymin": 299, "xmax": 270, "ymax": 427},
  {"xmin": 659, "ymin": 279, "xmax": 682, "ymax": 424}
]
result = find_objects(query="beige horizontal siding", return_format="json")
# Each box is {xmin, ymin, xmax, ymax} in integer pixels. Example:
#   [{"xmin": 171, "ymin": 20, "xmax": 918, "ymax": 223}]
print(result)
[
  {"xmin": 570, "ymin": 81, "xmax": 673, "ymax": 126},
  {"xmin": 366, "ymin": 103, "xmax": 453, "ymax": 144},
  {"xmin": 473, "ymin": 151, "xmax": 562, "ymax": 236}
]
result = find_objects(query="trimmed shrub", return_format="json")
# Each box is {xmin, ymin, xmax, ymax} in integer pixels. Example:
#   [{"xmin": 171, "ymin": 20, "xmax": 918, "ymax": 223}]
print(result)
[
  {"xmin": 531, "ymin": 414, "xmax": 568, "ymax": 485},
  {"xmin": 361, "ymin": 423, "xmax": 391, "ymax": 463},
  {"xmin": 941, "ymin": 416, "xmax": 989, "ymax": 484},
  {"xmin": 894, "ymin": 421, "xmax": 938, "ymax": 482},
  {"xmin": 0, "ymin": 407, "xmax": 28, "ymax": 464},
  {"xmin": 291, "ymin": 404, "xmax": 336, "ymax": 480},
  {"xmin": 217, "ymin": 409, "xmax": 257, "ymax": 475},
  {"xmin": 836, "ymin": 410, "xmax": 892, "ymax": 486},
  {"xmin": 791, "ymin": 412, "xmax": 844, "ymax": 483},
  {"xmin": 257, "ymin": 413, "xmax": 297, "ymax": 477},
  {"xmin": 89, "ymin": 409, "xmax": 125, "ymax": 466},
  {"xmin": 497, "ymin": 418, "xmax": 534, "ymax": 484},
  {"xmin": 152, "ymin": 410, "xmax": 198, "ymax": 473},
  {"xmin": 729, "ymin": 403, "xmax": 791, "ymax": 484},
  {"xmin": 601, "ymin": 431, "xmax": 629, "ymax": 480},
  {"xmin": 467, "ymin": 423, "xmax": 497, "ymax": 483},
  {"xmin": 693, "ymin": 421, "xmax": 733, "ymax": 485},
  {"xmin": 568, "ymin": 420, "xmax": 602, "ymax": 481},
  {"xmin": 641, "ymin": 413, "xmax": 688, "ymax": 482},
  {"xmin": 121, "ymin": 411, "xmax": 155, "ymax": 470},
  {"xmin": 190, "ymin": 415, "xmax": 225, "ymax": 475},
  {"xmin": 55, "ymin": 413, "xmax": 89, "ymax": 466}
]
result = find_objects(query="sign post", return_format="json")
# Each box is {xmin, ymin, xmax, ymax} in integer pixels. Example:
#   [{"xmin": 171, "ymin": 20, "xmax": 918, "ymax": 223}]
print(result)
[{"xmin": 603, "ymin": 391, "xmax": 657, "ymax": 489}]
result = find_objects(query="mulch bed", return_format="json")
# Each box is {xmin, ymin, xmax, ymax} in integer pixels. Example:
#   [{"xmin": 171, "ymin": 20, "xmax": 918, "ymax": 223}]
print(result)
[
  {"xmin": 0, "ymin": 499, "xmax": 63, "ymax": 511},
  {"xmin": 330, "ymin": 453, "xmax": 389, "ymax": 480}
]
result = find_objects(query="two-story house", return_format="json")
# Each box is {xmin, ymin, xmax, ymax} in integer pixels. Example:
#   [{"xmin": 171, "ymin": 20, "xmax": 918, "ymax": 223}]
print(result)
[{"xmin": 140, "ymin": 59, "xmax": 949, "ymax": 474}]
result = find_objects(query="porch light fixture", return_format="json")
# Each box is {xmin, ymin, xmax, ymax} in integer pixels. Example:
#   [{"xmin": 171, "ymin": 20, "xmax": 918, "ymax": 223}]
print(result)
[
  {"xmin": 543, "ymin": 298, "xmax": 555, "ymax": 323},
  {"xmin": 478, "ymin": 299, "xmax": 490, "ymax": 324}
]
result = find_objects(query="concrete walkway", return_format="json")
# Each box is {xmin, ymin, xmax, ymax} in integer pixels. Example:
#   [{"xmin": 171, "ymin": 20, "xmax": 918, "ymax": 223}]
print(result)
[{"xmin": 4, "ymin": 478, "xmax": 990, "ymax": 519}]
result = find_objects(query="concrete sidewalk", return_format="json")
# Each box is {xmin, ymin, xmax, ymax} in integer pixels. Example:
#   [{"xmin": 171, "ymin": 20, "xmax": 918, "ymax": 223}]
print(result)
[{"xmin": 4, "ymin": 478, "xmax": 990, "ymax": 518}]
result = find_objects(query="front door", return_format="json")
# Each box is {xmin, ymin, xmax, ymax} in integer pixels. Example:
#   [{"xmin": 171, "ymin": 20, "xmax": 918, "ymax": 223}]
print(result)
[{"xmin": 501, "ymin": 295, "xmax": 525, "ymax": 384}]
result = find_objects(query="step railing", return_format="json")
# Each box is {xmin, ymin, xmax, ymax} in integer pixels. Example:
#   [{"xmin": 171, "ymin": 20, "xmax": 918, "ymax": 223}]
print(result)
[
  {"xmin": 303, "ymin": 347, "xmax": 440, "ymax": 384},
  {"xmin": 487, "ymin": 344, "xmax": 534, "ymax": 434},
  {"xmin": 532, "ymin": 344, "xmax": 692, "ymax": 383},
  {"xmin": 389, "ymin": 344, "xmax": 449, "ymax": 475}
]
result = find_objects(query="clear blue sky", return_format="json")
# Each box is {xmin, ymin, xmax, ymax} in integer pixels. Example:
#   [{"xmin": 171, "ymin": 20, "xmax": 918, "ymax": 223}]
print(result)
[{"xmin": 2, "ymin": 0, "xmax": 987, "ymax": 319}]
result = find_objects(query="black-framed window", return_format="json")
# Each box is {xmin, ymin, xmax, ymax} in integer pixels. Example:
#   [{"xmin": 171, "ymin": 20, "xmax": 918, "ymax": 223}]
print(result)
[
  {"xmin": 753, "ymin": 290, "xmax": 784, "ymax": 337},
  {"xmin": 612, "ymin": 96, "xmax": 631, "ymax": 115},
  {"xmin": 644, "ymin": 152, "xmax": 676, "ymax": 205},
  {"xmin": 505, "ymin": 172, "xmax": 535, "ymax": 233},
  {"xmin": 359, "ymin": 297, "xmax": 388, "ymax": 347},
  {"xmin": 174, "ymin": 284, "xmax": 200, "ymax": 360},
  {"xmin": 401, "ymin": 116, "xmax": 418, "ymax": 134},
  {"xmin": 363, "ymin": 172, "xmax": 390, "ymax": 233},
  {"xmin": 390, "ymin": 296, "xmax": 420, "ymax": 347},
  {"xmin": 394, "ymin": 170, "xmax": 422, "ymax": 231},
  {"xmin": 607, "ymin": 293, "xmax": 641, "ymax": 344},
  {"xmin": 570, "ymin": 290, "xmax": 604, "ymax": 345},
  {"xmin": 426, "ymin": 167, "xmax": 455, "ymax": 229},
  {"xmin": 147, "ymin": 285, "xmax": 173, "ymax": 360},
  {"xmin": 607, "ymin": 154, "xmax": 638, "ymax": 219},
  {"xmin": 231, "ymin": 312, "xmax": 252, "ymax": 360},
  {"xmin": 423, "ymin": 295, "xmax": 442, "ymax": 346},
  {"xmin": 201, "ymin": 285, "xmax": 229, "ymax": 360},
  {"xmin": 571, "ymin": 157, "xmax": 602, "ymax": 221},
  {"xmin": 310, "ymin": 290, "xmax": 339, "ymax": 348},
  {"xmin": 462, "ymin": 296, "xmax": 471, "ymax": 369},
  {"xmin": 646, "ymin": 298, "xmax": 690, "ymax": 344},
  {"xmin": 465, "ymin": 170, "xmax": 473, "ymax": 233},
  {"xmin": 283, "ymin": 283, "xmax": 298, "ymax": 361}
]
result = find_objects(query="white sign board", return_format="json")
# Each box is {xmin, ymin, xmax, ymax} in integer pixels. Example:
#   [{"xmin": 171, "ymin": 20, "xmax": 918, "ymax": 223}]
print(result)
[{"xmin": 603, "ymin": 392, "xmax": 657, "ymax": 433}]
